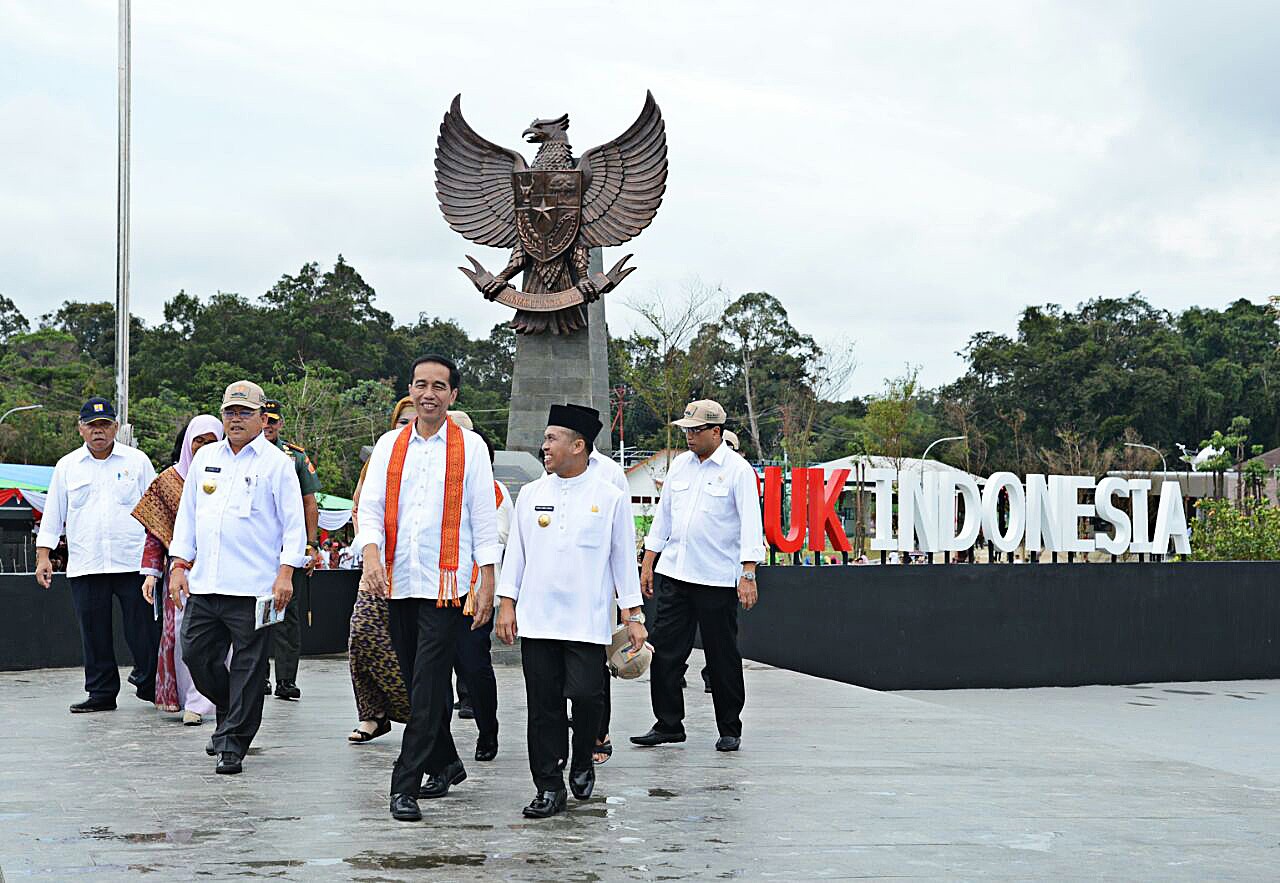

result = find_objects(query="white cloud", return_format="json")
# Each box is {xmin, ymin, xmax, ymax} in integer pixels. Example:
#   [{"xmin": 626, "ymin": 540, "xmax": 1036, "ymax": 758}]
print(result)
[{"xmin": 1, "ymin": 0, "xmax": 1277, "ymax": 397}]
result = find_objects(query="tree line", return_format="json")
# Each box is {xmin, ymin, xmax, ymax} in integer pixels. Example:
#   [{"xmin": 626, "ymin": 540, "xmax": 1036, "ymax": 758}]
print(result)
[{"xmin": 0, "ymin": 257, "xmax": 1274, "ymax": 499}]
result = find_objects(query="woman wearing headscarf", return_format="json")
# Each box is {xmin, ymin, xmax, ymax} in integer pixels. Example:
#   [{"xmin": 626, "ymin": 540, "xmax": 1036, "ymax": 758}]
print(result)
[
  {"xmin": 346, "ymin": 397, "xmax": 414, "ymax": 742},
  {"xmin": 133, "ymin": 415, "xmax": 224, "ymax": 724}
]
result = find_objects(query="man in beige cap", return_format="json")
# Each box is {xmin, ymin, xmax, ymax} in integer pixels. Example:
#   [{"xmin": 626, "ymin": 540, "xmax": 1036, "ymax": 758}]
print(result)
[
  {"xmin": 631, "ymin": 400, "xmax": 765, "ymax": 753},
  {"xmin": 169, "ymin": 380, "xmax": 308, "ymax": 775}
]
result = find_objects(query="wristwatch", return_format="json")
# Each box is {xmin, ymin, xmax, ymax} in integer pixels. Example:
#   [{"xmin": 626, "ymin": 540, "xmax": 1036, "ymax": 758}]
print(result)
[
  {"xmin": 626, "ymin": 612, "xmax": 646, "ymax": 624},
  {"xmin": 741, "ymin": 571, "xmax": 756, "ymax": 582}
]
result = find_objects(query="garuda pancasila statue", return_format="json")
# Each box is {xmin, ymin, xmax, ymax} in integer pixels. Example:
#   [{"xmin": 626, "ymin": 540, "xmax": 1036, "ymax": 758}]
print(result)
[{"xmin": 435, "ymin": 92, "xmax": 668, "ymax": 334}]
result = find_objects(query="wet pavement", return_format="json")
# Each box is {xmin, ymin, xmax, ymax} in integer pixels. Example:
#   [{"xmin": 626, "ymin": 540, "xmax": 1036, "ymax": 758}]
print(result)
[{"xmin": 2, "ymin": 656, "xmax": 1280, "ymax": 880}]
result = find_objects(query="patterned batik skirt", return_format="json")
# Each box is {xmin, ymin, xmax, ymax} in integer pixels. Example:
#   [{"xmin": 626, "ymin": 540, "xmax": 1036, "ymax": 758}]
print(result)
[{"xmin": 348, "ymin": 589, "xmax": 410, "ymax": 722}]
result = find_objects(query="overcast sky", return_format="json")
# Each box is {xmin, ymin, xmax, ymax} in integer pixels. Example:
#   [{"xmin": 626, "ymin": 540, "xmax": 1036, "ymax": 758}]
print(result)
[{"xmin": 2, "ymin": 1, "xmax": 1278, "ymax": 396}]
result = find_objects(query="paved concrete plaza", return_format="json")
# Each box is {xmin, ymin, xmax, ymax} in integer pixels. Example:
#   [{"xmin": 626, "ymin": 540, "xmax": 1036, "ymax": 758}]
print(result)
[{"xmin": 2, "ymin": 655, "xmax": 1279, "ymax": 880}]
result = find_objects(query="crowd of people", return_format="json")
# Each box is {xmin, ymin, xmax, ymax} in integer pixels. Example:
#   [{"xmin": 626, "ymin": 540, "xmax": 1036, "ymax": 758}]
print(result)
[{"xmin": 34, "ymin": 355, "xmax": 765, "ymax": 821}]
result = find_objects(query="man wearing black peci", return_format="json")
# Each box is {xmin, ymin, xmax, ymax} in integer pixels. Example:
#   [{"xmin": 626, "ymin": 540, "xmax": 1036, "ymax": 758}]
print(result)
[{"xmin": 497, "ymin": 404, "xmax": 646, "ymax": 818}]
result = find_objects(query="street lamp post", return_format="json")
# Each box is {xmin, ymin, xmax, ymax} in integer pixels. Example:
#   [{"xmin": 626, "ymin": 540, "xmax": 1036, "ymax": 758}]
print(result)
[
  {"xmin": 0, "ymin": 404, "xmax": 42, "ymax": 424},
  {"xmin": 1124, "ymin": 442, "xmax": 1167, "ymax": 475},
  {"xmin": 920, "ymin": 435, "xmax": 967, "ymax": 462}
]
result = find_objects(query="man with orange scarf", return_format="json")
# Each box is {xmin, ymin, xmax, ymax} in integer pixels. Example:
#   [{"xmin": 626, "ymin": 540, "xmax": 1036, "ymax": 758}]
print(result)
[{"xmin": 354, "ymin": 354, "xmax": 501, "ymax": 823}]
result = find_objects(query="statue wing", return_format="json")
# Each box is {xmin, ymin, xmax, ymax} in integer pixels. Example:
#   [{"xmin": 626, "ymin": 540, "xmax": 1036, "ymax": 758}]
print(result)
[
  {"xmin": 577, "ymin": 91, "xmax": 668, "ymax": 248},
  {"xmin": 435, "ymin": 95, "xmax": 527, "ymax": 248}
]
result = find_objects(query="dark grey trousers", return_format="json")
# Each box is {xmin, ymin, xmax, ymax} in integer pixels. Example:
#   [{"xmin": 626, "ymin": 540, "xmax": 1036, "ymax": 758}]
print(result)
[
  {"xmin": 521, "ymin": 637, "xmax": 606, "ymax": 792},
  {"xmin": 181, "ymin": 593, "xmax": 270, "ymax": 758},
  {"xmin": 387, "ymin": 598, "xmax": 463, "ymax": 796}
]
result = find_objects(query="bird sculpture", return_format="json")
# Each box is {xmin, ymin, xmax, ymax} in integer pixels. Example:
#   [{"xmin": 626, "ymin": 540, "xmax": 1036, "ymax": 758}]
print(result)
[{"xmin": 435, "ymin": 93, "xmax": 668, "ymax": 334}]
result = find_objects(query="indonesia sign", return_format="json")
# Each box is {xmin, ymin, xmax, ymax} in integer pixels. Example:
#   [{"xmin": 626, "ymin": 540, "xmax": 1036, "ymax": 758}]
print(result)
[{"xmin": 762, "ymin": 467, "xmax": 1191, "ymax": 556}]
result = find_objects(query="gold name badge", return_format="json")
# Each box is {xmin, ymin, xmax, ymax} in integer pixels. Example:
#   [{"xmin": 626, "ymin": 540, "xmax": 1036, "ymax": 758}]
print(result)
[
  {"xmin": 537, "ymin": 514, "xmax": 551, "ymax": 528},
  {"xmin": 202, "ymin": 481, "xmax": 217, "ymax": 494}
]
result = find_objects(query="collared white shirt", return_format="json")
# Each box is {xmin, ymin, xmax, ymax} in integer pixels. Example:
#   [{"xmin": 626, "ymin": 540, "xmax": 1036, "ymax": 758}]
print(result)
[
  {"xmin": 37, "ymin": 442, "xmax": 156, "ymax": 578},
  {"xmin": 644, "ymin": 442, "xmax": 766, "ymax": 587},
  {"xmin": 588, "ymin": 448, "xmax": 628, "ymax": 494},
  {"xmin": 170, "ymin": 432, "xmax": 308, "ymax": 598},
  {"xmin": 493, "ymin": 478, "xmax": 514, "ymax": 583},
  {"xmin": 353, "ymin": 420, "xmax": 500, "ymax": 601},
  {"xmin": 498, "ymin": 469, "xmax": 642, "ymax": 645}
]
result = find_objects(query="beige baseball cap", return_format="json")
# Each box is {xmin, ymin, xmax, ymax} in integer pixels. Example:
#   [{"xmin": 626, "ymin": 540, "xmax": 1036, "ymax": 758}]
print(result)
[
  {"xmin": 607, "ymin": 624, "xmax": 654, "ymax": 680},
  {"xmin": 221, "ymin": 380, "xmax": 266, "ymax": 411},
  {"xmin": 672, "ymin": 399, "xmax": 726, "ymax": 428},
  {"xmin": 447, "ymin": 410, "xmax": 474, "ymax": 430},
  {"xmin": 723, "ymin": 430, "xmax": 740, "ymax": 451}
]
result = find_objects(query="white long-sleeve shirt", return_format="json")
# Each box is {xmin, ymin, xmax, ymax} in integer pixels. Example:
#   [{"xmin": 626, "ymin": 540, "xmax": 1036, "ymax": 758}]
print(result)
[
  {"xmin": 169, "ymin": 432, "xmax": 308, "ymax": 598},
  {"xmin": 589, "ymin": 448, "xmax": 628, "ymax": 493},
  {"xmin": 352, "ymin": 420, "xmax": 500, "ymax": 601},
  {"xmin": 491, "ymin": 478, "xmax": 514, "ymax": 584},
  {"xmin": 498, "ymin": 469, "xmax": 642, "ymax": 645},
  {"xmin": 644, "ymin": 442, "xmax": 766, "ymax": 587},
  {"xmin": 37, "ymin": 442, "xmax": 156, "ymax": 578}
]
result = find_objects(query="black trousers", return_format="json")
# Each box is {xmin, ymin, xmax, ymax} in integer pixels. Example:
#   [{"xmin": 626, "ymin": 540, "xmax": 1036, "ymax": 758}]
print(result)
[
  {"xmin": 649, "ymin": 574, "xmax": 745, "ymax": 737},
  {"xmin": 68, "ymin": 571, "xmax": 159, "ymax": 700},
  {"xmin": 180, "ymin": 594, "xmax": 270, "ymax": 758},
  {"xmin": 270, "ymin": 570, "xmax": 305, "ymax": 683},
  {"xmin": 453, "ymin": 617, "xmax": 498, "ymax": 743},
  {"xmin": 387, "ymin": 598, "xmax": 463, "ymax": 796},
  {"xmin": 521, "ymin": 637, "xmax": 606, "ymax": 792}
]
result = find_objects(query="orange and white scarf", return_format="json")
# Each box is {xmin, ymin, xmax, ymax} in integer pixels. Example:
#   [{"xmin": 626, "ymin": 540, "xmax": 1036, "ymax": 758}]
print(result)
[{"xmin": 383, "ymin": 416, "xmax": 467, "ymax": 606}]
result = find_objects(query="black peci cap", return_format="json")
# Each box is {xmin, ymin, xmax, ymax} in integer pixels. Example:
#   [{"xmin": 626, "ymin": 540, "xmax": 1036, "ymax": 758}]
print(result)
[{"xmin": 547, "ymin": 403, "xmax": 602, "ymax": 445}]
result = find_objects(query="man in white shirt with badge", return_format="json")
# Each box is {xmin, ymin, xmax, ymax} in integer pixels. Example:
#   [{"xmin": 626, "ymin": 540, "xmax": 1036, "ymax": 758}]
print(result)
[
  {"xmin": 573, "ymin": 404, "xmax": 630, "ymax": 764},
  {"xmin": 355, "ymin": 355, "xmax": 500, "ymax": 823},
  {"xmin": 631, "ymin": 399, "xmax": 765, "ymax": 753},
  {"xmin": 497, "ymin": 404, "xmax": 647, "ymax": 819},
  {"xmin": 36, "ymin": 396, "xmax": 158, "ymax": 713},
  {"xmin": 168, "ymin": 380, "xmax": 307, "ymax": 775}
]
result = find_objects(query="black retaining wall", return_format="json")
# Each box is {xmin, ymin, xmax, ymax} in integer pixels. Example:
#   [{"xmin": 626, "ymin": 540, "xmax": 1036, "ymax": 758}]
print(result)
[
  {"xmin": 737, "ymin": 562, "xmax": 1280, "ymax": 689},
  {"xmin": 1, "ymin": 571, "xmax": 358, "ymax": 672},
  {"xmin": 5, "ymin": 564, "xmax": 1279, "ymax": 690}
]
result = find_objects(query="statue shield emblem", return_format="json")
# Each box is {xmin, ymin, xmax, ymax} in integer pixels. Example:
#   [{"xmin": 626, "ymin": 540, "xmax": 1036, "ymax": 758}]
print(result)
[{"xmin": 512, "ymin": 169, "xmax": 582, "ymax": 263}]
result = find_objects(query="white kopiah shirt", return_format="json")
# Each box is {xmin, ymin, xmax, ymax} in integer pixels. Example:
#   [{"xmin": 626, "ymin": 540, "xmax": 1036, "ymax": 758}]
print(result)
[
  {"xmin": 37, "ymin": 442, "xmax": 156, "ymax": 578},
  {"xmin": 588, "ymin": 447, "xmax": 629, "ymax": 493},
  {"xmin": 644, "ymin": 442, "xmax": 766, "ymax": 587},
  {"xmin": 352, "ymin": 420, "xmax": 501, "ymax": 601},
  {"xmin": 169, "ymin": 432, "xmax": 308, "ymax": 597},
  {"xmin": 498, "ymin": 469, "xmax": 643, "ymax": 645}
]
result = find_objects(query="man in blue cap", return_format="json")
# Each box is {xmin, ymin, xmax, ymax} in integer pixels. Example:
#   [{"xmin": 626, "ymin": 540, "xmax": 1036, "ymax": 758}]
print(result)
[{"xmin": 36, "ymin": 397, "xmax": 158, "ymax": 712}]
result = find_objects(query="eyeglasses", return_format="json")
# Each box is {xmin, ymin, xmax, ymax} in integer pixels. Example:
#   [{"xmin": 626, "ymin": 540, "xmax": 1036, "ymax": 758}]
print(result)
[
  {"xmin": 222, "ymin": 408, "xmax": 256, "ymax": 419},
  {"xmin": 683, "ymin": 424, "xmax": 715, "ymax": 435}
]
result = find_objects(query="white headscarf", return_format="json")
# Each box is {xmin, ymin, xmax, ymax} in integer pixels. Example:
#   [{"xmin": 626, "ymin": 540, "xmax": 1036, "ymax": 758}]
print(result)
[{"xmin": 176, "ymin": 414, "xmax": 225, "ymax": 480}]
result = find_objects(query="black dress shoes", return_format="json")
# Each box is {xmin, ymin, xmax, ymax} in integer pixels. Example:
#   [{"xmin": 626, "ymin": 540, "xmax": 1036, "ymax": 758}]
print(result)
[
  {"xmin": 263, "ymin": 679, "xmax": 272, "ymax": 695},
  {"xmin": 522, "ymin": 788, "xmax": 567, "ymax": 818},
  {"xmin": 457, "ymin": 701, "xmax": 475, "ymax": 720},
  {"xmin": 390, "ymin": 793, "xmax": 422, "ymax": 822},
  {"xmin": 630, "ymin": 728, "xmax": 686, "ymax": 747},
  {"xmin": 475, "ymin": 737, "xmax": 498, "ymax": 762},
  {"xmin": 205, "ymin": 738, "xmax": 217, "ymax": 757},
  {"xmin": 69, "ymin": 697, "xmax": 116, "ymax": 714},
  {"xmin": 274, "ymin": 681, "xmax": 301, "ymax": 701},
  {"xmin": 716, "ymin": 736, "xmax": 741, "ymax": 752},
  {"xmin": 419, "ymin": 758, "xmax": 467, "ymax": 799},
  {"xmin": 215, "ymin": 752, "xmax": 243, "ymax": 774},
  {"xmin": 569, "ymin": 766, "xmax": 595, "ymax": 800}
]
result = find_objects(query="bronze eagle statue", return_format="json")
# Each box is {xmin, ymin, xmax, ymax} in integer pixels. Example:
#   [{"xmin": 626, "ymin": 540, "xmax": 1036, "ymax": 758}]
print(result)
[{"xmin": 435, "ymin": 92, "xmax": 668, "ymax": 334}]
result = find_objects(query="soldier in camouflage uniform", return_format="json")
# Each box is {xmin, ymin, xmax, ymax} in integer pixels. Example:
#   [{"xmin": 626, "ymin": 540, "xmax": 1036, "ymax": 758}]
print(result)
[{"xmin": 262, "ymin": 399, "xmax": 320, "ymax": 700}]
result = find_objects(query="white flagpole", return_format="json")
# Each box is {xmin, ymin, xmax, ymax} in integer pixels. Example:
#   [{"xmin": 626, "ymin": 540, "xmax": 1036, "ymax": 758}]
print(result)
[{"xmin": 115, "ymin": 0, "xmax": 132, "ymax": 442}]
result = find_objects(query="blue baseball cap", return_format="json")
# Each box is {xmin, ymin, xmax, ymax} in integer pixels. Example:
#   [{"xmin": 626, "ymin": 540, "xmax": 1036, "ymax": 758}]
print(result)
[{"xmin": 79, "ymin": 397, "xmax": 116, "ymax": 422}]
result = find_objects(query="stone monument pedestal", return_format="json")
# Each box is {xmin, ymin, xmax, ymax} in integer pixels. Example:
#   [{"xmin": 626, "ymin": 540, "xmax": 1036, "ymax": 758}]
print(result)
[{"xmin": 505, "ymin": 250, "xmax": 612, "ymax": 456}]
